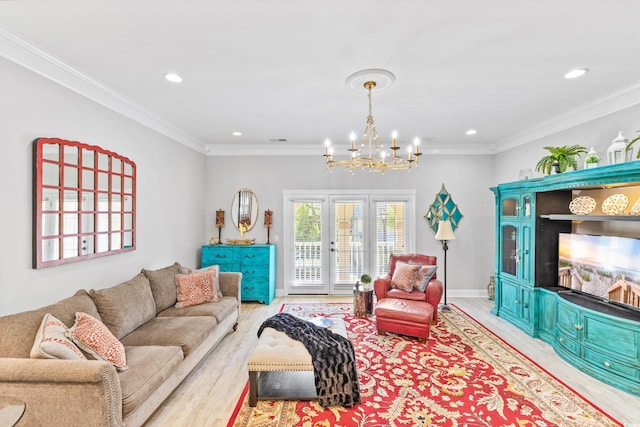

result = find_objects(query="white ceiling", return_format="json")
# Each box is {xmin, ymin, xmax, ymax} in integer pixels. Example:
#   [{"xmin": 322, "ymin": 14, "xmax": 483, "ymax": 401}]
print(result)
[{"xmin": 1, "ymin": 0, "xmax": 639, "ymax": 156}]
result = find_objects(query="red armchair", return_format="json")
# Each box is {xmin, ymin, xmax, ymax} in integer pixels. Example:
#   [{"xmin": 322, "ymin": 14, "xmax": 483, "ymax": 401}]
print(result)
[{"xmin": 373, "ymin": 253, "xmax": 443, "ymax": 343}]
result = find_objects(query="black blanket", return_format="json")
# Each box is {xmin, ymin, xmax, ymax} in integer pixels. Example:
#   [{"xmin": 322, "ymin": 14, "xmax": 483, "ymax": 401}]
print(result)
[{"xmin": 257, "ymin": 313, "xmax": 361, "ymax": 407}]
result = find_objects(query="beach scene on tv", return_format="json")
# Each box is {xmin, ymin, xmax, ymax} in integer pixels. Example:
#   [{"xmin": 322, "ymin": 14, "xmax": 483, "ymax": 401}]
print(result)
[{"xmin": 558, "ymin": 233, "xmax": 640, "ymax": 310}]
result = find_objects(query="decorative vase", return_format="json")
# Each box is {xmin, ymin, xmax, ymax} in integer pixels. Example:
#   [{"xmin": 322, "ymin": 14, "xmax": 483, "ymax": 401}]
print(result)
[{"xmin": 487, "ymin": 276, "xmax": 495, "ymax": 301}]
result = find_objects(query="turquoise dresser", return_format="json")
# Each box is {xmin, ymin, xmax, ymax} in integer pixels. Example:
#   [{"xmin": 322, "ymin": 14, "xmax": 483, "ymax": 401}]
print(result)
[
  {"xmin": 491, "ymin": 161, "xmax": 640, "ymax": 397},
  {"xmin": 201, "ymin": 244, "xmax": 276, "ymax": 304}
]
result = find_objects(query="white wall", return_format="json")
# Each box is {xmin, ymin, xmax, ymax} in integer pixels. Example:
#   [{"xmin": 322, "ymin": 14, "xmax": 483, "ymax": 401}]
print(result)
[
  {"xmin": 205, "ymin": 154, "xmax": 497, "ymax": 297},
  {"xmin": 0, "ymin": 58, "xmax": 207, "ymax": 315},
  {"xmin": 493, "ymin": 105, "xmax": 640, "ymax": 185}
]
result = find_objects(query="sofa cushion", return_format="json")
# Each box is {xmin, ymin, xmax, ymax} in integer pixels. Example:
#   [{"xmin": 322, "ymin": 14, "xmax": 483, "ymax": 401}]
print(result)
[
  {"xmin": 119, "ymin": 345, "xmax": 184, "ymax": 417},
  {"xmin": 390, "ymin": 261, "xmax": 421, "ymax": 292},
  {"xmin": 157, "ymin": 296, "xmax": 237, "ymax": 323},
  {"xmin": 0, "ymin": 289, "xmax": 100, "ymax": 358},
  {"xmin": 90, "ymin": 273, "xmax": 156, "ymax": 339},
  {"xmin": 141, "ymin": 262, "xmax": 182, "ymax": 313},
  {"xmin": 181, "ymin": 265, "xmax": 222, "ymax": 299},
  {"xmin": 175, "ymin": 269, "xmax": 218, "ymax": 308},
  {"xmin": 67, "ymin": 312, "xmax": 128, "ymax": 371},
  {"xmin": 120, "ymin": 316, "xmax": 216, "ymax": 357},
  {"xmin": 30, "ymin": 313, "xmax": 87, "ymax": 360}
]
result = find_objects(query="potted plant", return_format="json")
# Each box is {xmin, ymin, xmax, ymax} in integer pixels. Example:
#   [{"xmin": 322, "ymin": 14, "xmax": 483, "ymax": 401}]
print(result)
[
  {"xmin": 360, "ymin": 274, "xmax": 372, "ymax": 290},
  {"xmin": 535, "ymin": 144, "xmax": 587, "ymax": 175},
  {"xmin": 626, "ymin": 130, "xmax": 640, "ymax": 159},
  {"xmin": 584, "ymin": 147, "xmax": 600, "ymax": 168}
]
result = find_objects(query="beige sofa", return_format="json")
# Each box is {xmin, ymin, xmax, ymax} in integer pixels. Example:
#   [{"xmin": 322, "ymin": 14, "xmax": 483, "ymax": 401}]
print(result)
[{"xmin": 0, "ymin": 262, "xmax": 241, "ymax": 427}]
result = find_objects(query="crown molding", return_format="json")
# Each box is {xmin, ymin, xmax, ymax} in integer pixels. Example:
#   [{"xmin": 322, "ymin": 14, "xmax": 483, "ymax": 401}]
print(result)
[
  {"xmin": 0, "ymin": 26, "xmax": 207, "ymax": 153},
  {"xmin": 492, "ymin": 80, "xmax": 640, "ymax": 153},
  {"xmin": 3, "ymin": 25, "xmax": 640, "ymax": 157}
]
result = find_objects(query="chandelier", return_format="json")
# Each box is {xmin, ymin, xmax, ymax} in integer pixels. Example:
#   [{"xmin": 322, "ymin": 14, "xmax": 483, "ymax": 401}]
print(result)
[{"xmin": 323, "ymin": 71, "xmax": 422, "ymax": 173}]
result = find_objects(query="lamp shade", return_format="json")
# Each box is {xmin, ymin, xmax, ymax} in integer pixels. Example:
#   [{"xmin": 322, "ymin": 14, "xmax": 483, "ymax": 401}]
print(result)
[
  {"xmin": 215, "ymin": 210, "xmax": 225, "ymax": 227},
  {"xmin": 264, "ymin": 209, "xmax": 273, "ymax": 227},
  {"xmin": 435, "ymin": 219, "xmax": 456, "ymax": 241}
]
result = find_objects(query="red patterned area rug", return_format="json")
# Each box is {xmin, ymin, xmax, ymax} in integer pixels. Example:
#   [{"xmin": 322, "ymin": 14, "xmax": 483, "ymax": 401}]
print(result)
[{"xmin": 227, "ymin": 303, "xmax": 621, "ymax": 427}]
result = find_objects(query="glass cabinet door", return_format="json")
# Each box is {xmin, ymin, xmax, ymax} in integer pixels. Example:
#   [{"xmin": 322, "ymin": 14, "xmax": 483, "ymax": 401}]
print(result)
[
  {"xmin": 502, "ymin": 198, "xmax": 518, "ymax": 217},
  {"xmin": 501, "ymin": 224, "xmax": 517, "ymax": 276},
  {"xmin": 523, "ymin": 195, "xmax": 531, "ymax": 218}
]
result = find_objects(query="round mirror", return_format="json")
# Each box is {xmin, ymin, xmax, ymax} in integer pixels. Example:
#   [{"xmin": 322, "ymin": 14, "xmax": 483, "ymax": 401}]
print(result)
[{"xmin": 231, "ymin": 188, "xmax": 259, "ymax": 231}]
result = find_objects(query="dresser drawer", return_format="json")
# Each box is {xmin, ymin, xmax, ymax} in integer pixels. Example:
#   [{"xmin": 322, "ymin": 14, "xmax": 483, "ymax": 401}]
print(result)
[
  {"xmin": 556, "ymin": 331, "xmax": 580, "ymax": 356},
  {"xmin": 583, "ymin": 347, "xmax": 639, "ymax": 381}
]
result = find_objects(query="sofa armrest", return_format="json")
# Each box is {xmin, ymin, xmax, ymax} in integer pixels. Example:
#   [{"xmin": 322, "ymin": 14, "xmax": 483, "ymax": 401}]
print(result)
[
  {"xmin": 219, "ymin": 272, "xmax": 242, "ymax": 305},
  {"xmin": 0, "ymin": 358, "xmax": 123, "ymax": 426},
  {"xmin": 373, "ymin": 275, "xmax": 391, "ymax": 301},
  {"xmin": 425, "ymin": 279, "xmax": 443, "ymax": 322}
]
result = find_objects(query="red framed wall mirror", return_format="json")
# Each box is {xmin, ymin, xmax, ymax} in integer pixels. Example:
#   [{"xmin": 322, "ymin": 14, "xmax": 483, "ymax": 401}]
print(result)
[{"xmin": 33, "ymin": 138, "xmax": 136, "ymax": 268}]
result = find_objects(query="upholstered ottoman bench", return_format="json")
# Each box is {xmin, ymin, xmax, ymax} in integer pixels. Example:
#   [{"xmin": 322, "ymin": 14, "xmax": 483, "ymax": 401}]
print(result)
[
  {"xmin": 374, "ymin": 298, "xmax": 434, "ymax": 343},
  {"xmin": 247, "ymin": 318, "xmax": 347, "ymax": 407}
]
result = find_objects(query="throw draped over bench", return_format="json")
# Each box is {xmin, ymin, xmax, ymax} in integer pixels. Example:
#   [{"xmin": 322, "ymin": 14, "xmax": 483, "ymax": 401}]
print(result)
[{"xmin": 257, "ymin": 313, "xmax": 360, "ymax": 407}]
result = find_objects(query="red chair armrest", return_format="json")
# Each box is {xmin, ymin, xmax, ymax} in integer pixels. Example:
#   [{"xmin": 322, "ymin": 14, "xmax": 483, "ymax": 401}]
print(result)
[
  {"xmin": 374, "ymin": 275, "xmax": 391, "ymax": 300},
  {"xmin": 425, "ymin": 279, "xmax": 443, "ymax": 322}
]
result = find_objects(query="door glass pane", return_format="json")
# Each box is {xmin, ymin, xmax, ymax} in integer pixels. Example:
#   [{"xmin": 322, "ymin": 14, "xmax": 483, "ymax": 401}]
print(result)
[
  {"xmin": 333, "ymin": 201, "xmax": 364, "ymax": 283},
  {"xmin": 523, "ymin": 196, "xmax": 531, "ymax": 217},
  {"xmin": 374, "ymin": 201, "xmax": 407, "ymax": 277},
  {"xmin": 501, "ymin": 225, "xmax": 517, "ymax": 276},
  {"xmin": 293, "ymin": 202, "xmax": 322, "ymax": 283}
]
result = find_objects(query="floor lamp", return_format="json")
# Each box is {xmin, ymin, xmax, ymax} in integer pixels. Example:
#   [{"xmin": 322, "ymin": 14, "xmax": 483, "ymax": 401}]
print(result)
[{"xmin": 435, "ymin": 219, "xmax": 456, "ymax": 311}]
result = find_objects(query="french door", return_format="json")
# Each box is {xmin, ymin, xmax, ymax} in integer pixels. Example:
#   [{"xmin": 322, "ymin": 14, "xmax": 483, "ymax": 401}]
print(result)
[{"xmin": 284, "ymin": 190, "xmax": 415, "ymax": 295}]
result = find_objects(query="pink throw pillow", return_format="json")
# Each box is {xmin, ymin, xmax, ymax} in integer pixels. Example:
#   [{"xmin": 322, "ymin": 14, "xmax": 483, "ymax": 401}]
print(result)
[
  {"xmin": 30, "ymin": 313, "xmax": 87, "ymax": 360},
  {"xmin": 67, "ymin": 312, "xmax": 128, "ymax": 371},
  {"xmin": 175, "ymin": 269, "xmax": 218, "ymax": 308},
  {"xmin": 390, "ymin": 261, "xmax": 421, "ymax": 292}
]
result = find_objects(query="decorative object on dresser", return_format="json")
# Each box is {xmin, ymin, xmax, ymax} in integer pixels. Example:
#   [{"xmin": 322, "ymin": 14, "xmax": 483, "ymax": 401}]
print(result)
[
  {"xmin": 231, "ymin": 188, "xmax": 259, "ymax": 232},
  {"xmin": 202, "ymin": 244, "xmax": 276, "ymax": 304},
  {"xmin": 491, "ymin": 160, "xmax": 640, "ymax": 397},
  {"xmin": 214, "ymin": 209, "xmax": 225, "ymax": 244},
  {"xmin": 263, "ymin": 209, "xmax": 273, "ymax": 244}
]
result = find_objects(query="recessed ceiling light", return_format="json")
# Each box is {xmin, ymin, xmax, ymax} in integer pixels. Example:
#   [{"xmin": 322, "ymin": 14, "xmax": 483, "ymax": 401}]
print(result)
[
  {"xmin": 164, "ymin": 73, "xmax": 183, "ymax": 83},
  {"xmin": 564, "ymin": 68, "xmax": 589, "ymax": 79},
  {"xmin": 465, "ymin": 129, "xmax": 477, "ymax": 135},
  {"xmin": 232, "ymin": 131, "xmax": 242, "ymax": 136}
]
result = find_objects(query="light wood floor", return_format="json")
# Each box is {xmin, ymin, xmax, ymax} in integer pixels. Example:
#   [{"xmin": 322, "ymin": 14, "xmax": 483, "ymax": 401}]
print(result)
[{"xmin": 143, "ymin": 297, "xmax": 640, "ymax": 427}]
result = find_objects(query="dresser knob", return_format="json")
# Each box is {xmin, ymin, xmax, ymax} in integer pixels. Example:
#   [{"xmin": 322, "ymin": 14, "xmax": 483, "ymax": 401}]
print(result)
[
  {"xmin": 604, "ymin": 361, "xmax": 611, "ymax": 367},
  {"xmin": 574, "ymin": 324, "xmax": 583, "ymax": 330},
  {"xmin": 559, "ymin": 338, "xmax": 564, "ymax": 343}
]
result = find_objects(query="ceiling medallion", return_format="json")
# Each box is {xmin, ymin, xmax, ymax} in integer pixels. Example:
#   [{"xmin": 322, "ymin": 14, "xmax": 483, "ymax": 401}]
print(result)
[{"xmin": 323, "ymin": 69, "xmax": 422, "ymax": 173}]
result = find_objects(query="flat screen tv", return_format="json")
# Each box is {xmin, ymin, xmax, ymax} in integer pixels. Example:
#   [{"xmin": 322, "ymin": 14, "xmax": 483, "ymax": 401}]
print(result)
[{"xmin": 558, "ymin": 233, "xmax": 640, "ymax": 312}]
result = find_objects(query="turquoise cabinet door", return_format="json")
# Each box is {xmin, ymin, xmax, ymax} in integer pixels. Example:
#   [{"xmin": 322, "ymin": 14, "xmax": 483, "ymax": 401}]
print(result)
[
  {"xmin": 499, "ymin": 280, "xmax": 519, "ymax": 319},
  {"xmin": 537, "ymin": 289, "xmax": 557, "ymax": 343}
]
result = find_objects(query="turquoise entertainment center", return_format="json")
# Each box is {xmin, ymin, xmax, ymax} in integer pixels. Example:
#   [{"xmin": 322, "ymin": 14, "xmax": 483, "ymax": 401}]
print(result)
[{"xmin": 491, "ymin": 161, "xmax": 640, "ymax": 397}]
